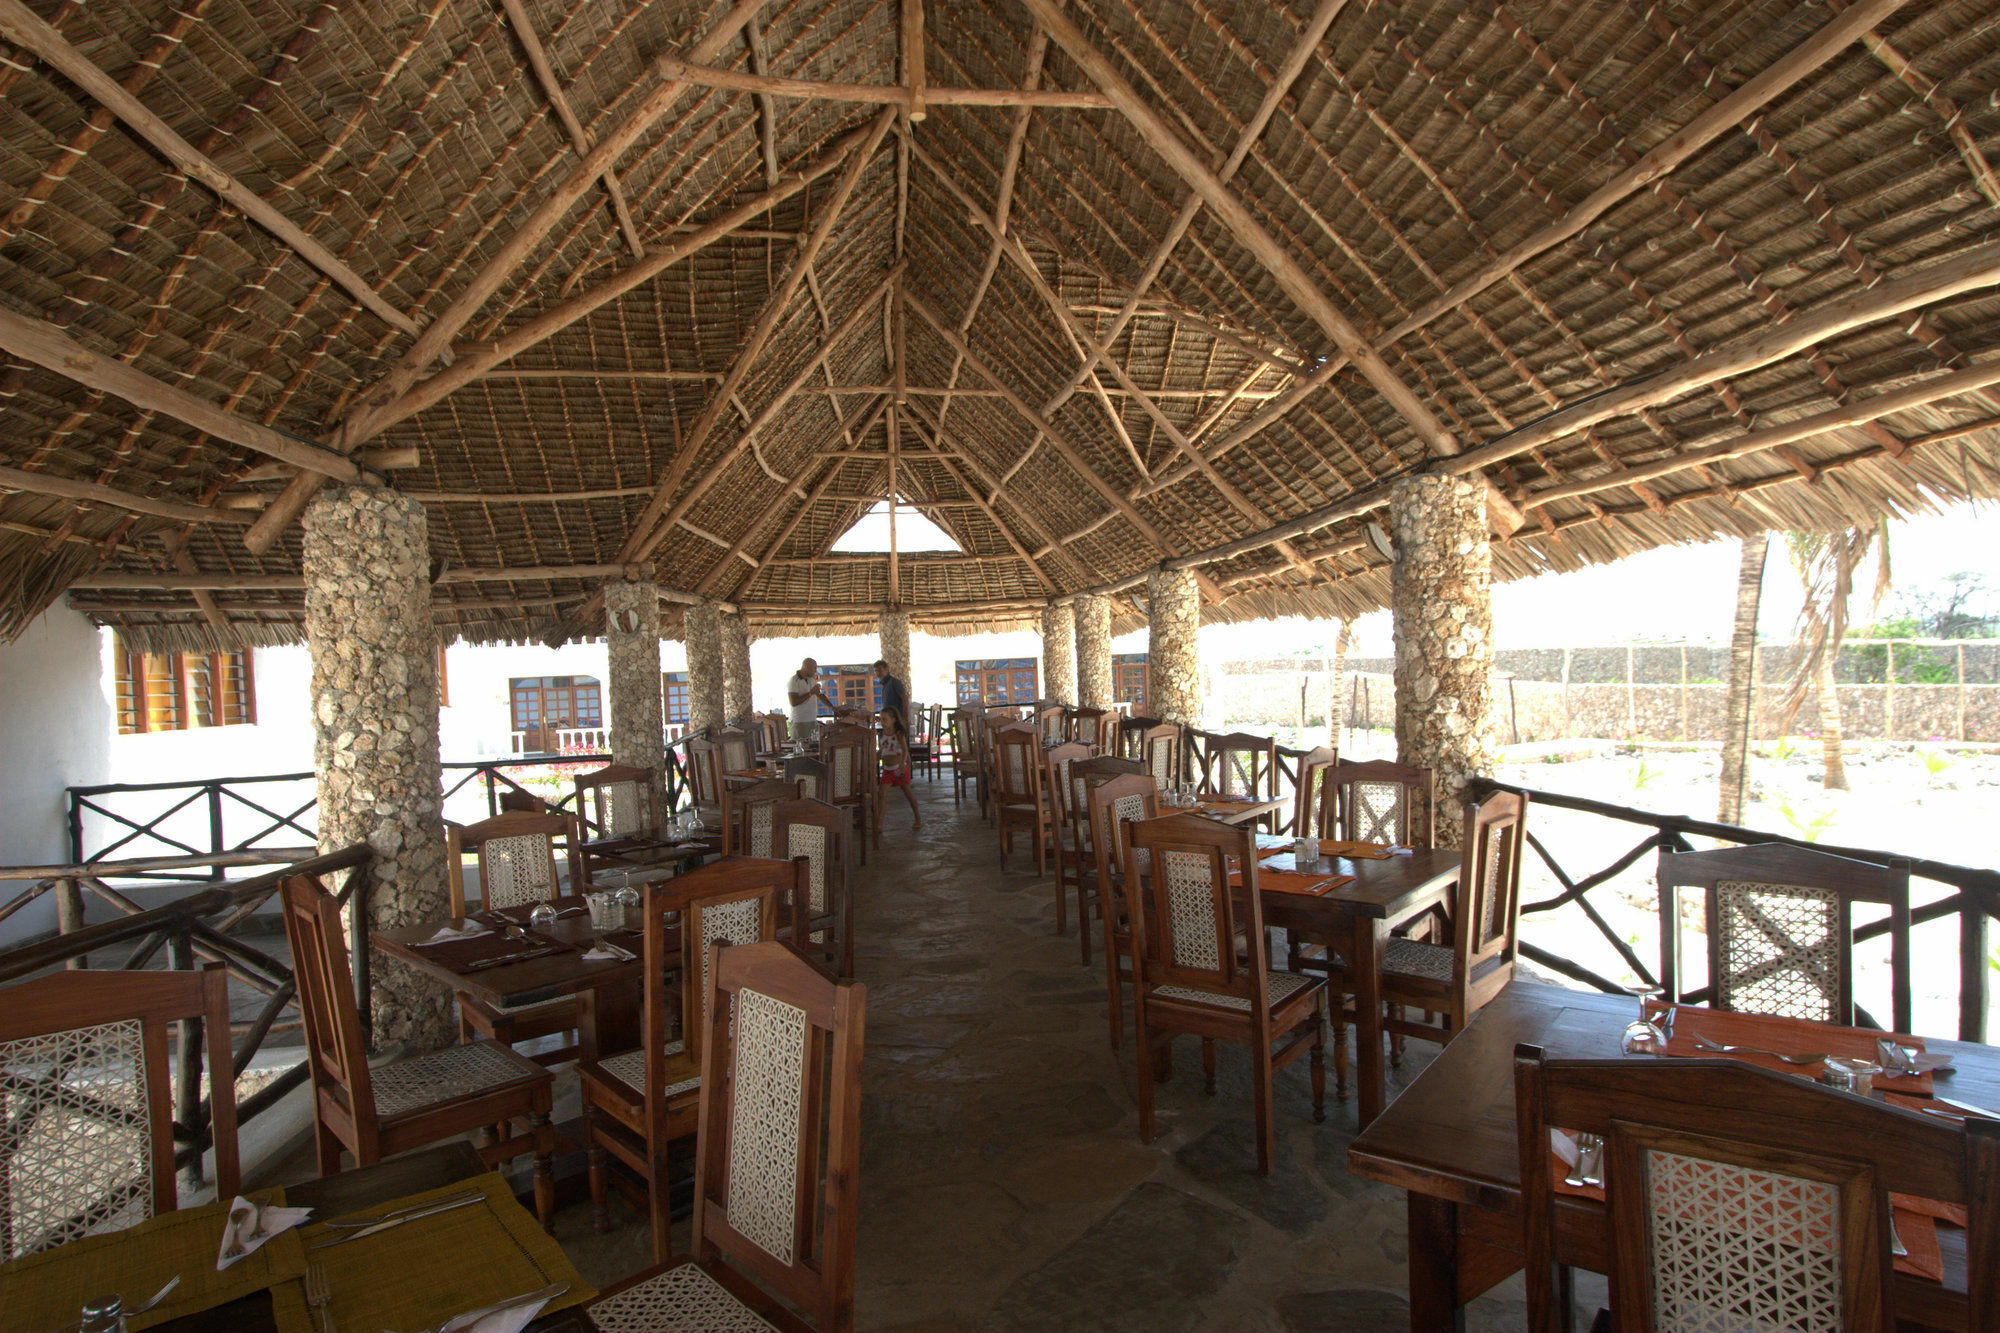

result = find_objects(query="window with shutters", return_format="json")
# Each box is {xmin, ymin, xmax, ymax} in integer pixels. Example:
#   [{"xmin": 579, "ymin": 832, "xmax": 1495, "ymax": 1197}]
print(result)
[
  {"xmin": 1113, "ymin": 653, "xmax": 1149, "ymax": 711},
  {"xmin": 662, "ymin": 671, "xmax": 690, "ymax": 724},
  {"xmin": 509, "ymin": 676, "xmax": 603, "ymax": 733},
  {"xmin": 954, "ymin": 658, "xmax": 1039, "ymax": 705},
  {"xmin": 815, "ymin": 665, "xmax": 879, "ymax": 715},
  {"xmin": 114, "ymin": 641, "xmax": 256, "ymax": 734}
]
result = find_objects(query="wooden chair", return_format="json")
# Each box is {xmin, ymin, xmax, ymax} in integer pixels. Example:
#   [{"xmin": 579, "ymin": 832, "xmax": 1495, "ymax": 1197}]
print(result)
[
  {"xmin": 1123, "ymin": 812, "xmax": 1325, "ymax": 1174},
  {"xmin": 1289, "ymin": 745, "xmax": 1338, "ymax": 838},
  {"xmin": 1513, "ymin": 1044, "xmax": 2000, "ymax": 1333},
  {"xmin": 445, "ymin": 810, "xmax": 583, "ymax": 1063},
  {"xmin": 907, "ymin": 702, "xmax": 939, "ymax": 779},
  {"xmin": 1327, "ymin": 758, "xmax": 1435, "ymax": 848},
  {"xmin": 577, "ymin": 855, "xmax": 793, "ymax": 1262},
  {"xmin": 1119, "ymin": 713, "xmax": 1164, "ymax": 760},
  {"xmin": 279, "ymin": 873, "xmax": 555, "ymax": 1223},
  {"xmin": 1369, "ymin": 789, "xmax": 1527, "ymax": 1056},
  {"xmin": 1086, "ymin": 771, "xmax": 1157, "ymax": 1049},
  {"xmin": 1041, "ymin": 740, "xmax": 1093, "ymax": 947},
  {"xmin": 1657, "ymin": 842, "xmax": 1913, "ymax": 1032},
  {"xmin": 573, "ymin": 763, "xmax": 673, "ymax": 879},
  {"xmin": 784, "ymin": 754, "xmax": 831, "ymax": 801},
  {"xmin": 820, "ymin": 726, "xmax": 877, "ymax": 864},
  {"xmin": 1033, "ymin": 703, "xmax": 1067, "ymax": 745},
  {"xmin": 0, "ymin": 965, "xmax": 240, "ymax": 1260},
  {"xmin": 771, "ymin": 797, "xmax": 856, "ymax": 978},
  {"xmin": 582, "ymin": 939, "xmax": 865, "ymax": 1333},
  {"xmin": 1068, "ymin": 705, "xmax": 1113, "ymax": 754},
  {"xmin": 947, "ymin": 707, "xmax": 980, "ymax": 806},
  {"xmin": 768, "ymin": 712, "xmax": 790, "ymax": 747},
  {"xmin": 721, "ymin": 777, "xmax": 803, "ymax": 858},
  {"xmin": 1055, "ymin": 753, "xmax": 1142, "ymax": 963},
  {"xmin": 683, "ymin": 738, "xmax": 725, "ymax": 833},
  {"xmin": 1202, "ymin": 732, "xmax": 1279, "ymax": 804},
  {"xmin": 993, "ymin": 724, "xmax": 1055, "ymax": 875},
  {"xmin": 715, "ymin": 726, "xmax": 757, "ymax": 778},
  {"xmin": 1137, "ymin": 722, "xmax": 1185, "ymax": 795}
]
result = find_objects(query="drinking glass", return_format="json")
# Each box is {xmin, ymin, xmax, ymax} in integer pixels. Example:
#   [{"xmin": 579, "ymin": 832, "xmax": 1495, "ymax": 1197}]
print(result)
[
  {"xmin": 527, "ymin": 902, "xmax": 558, "ymax": 928},
  {"xmin": 1620, "ymin": 985, "xmax": 1669, "ymax": 1056}
]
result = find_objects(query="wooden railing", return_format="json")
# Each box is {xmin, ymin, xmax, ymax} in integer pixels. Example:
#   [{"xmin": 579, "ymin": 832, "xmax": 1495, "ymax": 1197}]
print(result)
[{"xmin": 0, "ymin": 844, "xmax": 373, "ymax": 1184}]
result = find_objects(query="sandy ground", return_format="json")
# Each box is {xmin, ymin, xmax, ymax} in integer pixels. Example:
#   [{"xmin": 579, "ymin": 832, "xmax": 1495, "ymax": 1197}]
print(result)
[{"xmin": 1236, "ymin": 722, "xmax": 2000, "ymax": 1041}]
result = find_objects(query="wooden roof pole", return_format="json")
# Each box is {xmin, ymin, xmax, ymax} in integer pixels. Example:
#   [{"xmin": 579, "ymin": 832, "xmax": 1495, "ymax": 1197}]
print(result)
[
  {"xmin": 901, "ymin": 292, "xmax": 1224, "ymax": 600},
  {"xmin": 497, "ymin": 0, "xmax": 645, "ymax": 257},
  {"xmin": 903, "ymin": 0, "xmax": 927, "ymax": 122},
  {"xmin": 933, "ymin": 24, "xmax": 1049, "ymax": 444},
  {"xmin": 1033, "ymin": 0, "xmax": 1349, "ymax": 421},
  {"xmin": 623, "ymin": 108, "xmax": 898, "ymax": 563},
  {"xmin": 0, "ymin": 307, "xmax": 362, "ymax": 484},
  {"xmin": 244, "ymin": 127, "xmax": 866, "ymax": 553},
  {"xmin": 652, "ymin": 59, "xmax": 1109, "ymax": 108},
  {"xmin": 0, "ymin": 0, "xmax": 418, "ymax": 337},
  {"xmin": 743, "ymin": 12, "xmax": 783, "ymax": 187},
  {"xmin": 0, "ymin": 463, "xmax": 251, "ymax": 527},
  {"xmin": 1373, "ymin": 0, "xmax": 1909, "ymax": 353},
  {"xmin": 1025, "ymin": 0, "xmax": 1522, "ymax": 534}
]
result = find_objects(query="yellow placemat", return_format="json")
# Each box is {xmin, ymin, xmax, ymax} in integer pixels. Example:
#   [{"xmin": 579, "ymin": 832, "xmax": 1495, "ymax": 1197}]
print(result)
[
  {"xmin": 271, "ymin": 1171, "xmax": 592, "ymax": 1333},
  {"xmin": 0, "ymin": 1191, "xmax": 305, "ymax": 1333}
]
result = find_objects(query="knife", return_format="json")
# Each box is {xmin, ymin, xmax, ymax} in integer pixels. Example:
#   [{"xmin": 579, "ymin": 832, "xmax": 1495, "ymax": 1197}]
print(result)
[
  {"xmin": 307, "ymin": 1195, "xmax": 483, "ymax": 1249},
  {"xmin": 458, "ymin": 945, "xmax": 561, "ymax": 972}
]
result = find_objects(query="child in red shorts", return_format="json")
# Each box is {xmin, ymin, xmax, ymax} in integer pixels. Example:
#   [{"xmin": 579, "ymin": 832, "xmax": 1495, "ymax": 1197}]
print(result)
[{"xmin": 877, "ymin": 707, "xmax": 921, "ymax": 830}]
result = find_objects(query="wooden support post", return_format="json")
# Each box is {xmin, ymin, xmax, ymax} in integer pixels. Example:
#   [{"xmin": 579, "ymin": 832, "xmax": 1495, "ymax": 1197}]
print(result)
[{"xmin": 902, "ymin": 0, "xmax": 927, "ymax": 121}]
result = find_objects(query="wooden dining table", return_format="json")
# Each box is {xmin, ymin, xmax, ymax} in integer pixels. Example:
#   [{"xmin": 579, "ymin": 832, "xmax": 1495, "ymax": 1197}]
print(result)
[
  {"xmin": 1188, "ymin": 793, "xmax": 1289, "ymax": 827},
  {"xmin": 1254, "ymin": 844, "xmax": 1461, "ymax": 1128},
  {"xmin": 373, "ymin": 903, "xmax": 657, "ymax": 1061},
  {"xmin": 1346, "ymin": 981, "xmax": 2000, "ymax": 1331}
]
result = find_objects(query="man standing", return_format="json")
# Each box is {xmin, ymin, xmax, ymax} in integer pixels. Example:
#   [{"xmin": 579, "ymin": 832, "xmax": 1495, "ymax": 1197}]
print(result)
[
  {"xmin": 788, "ymin": 657, "xmax": 829, "ymax": 741},
  {"xmin": 872, "ymin": 658, "xmax": 908, "ymax": 727}
]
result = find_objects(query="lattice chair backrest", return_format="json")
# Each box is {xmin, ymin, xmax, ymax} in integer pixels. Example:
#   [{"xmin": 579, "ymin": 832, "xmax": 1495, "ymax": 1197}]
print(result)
[
  {"xmin": 575, "ymin": 764, "xmax": 658, "ymax": 842},
  {"xmin": 0, "ymin": 965, "xmax": 240, "ymax": 1260},
  {"xmin": 1205, "ymin": 733, "xmax": 1276, "ymax": 801},
  {"xmin": 280, "ymin": 873, "xmax": 380, "ymax": 1154},
  {"xmin": 640, "ymin": 858, "xmax": 787, "ymax": 1085},
  {"xmin": 681, "ymin": 940, "xmax": 865, "ymax": 1332},
  {"xmin": 1331, "ymin": 759, "xmax": 1434, "ymax": 848},
  {"xmin": 1087, "ymin": 773, "xmax": 1158, "ymax": 887},
  {"xmin": 685, "ymin": 740, "xmax": 722, "ymax": 809},
  {"xmin": 784, "ymin": 755, "xmax": 829, "ymax": 800},
  {"xmin": 1041, "ymin": 742, "xmax": 1091, "ymax": 824},
  {"xmin": 823, "ymin": 736, "xmax": 863, "ymax": 802},
  {"xmin": 773, "ymin": 798, "xmax": 845, "ymax": 918},
  {"xmin": 1291, "ymin": 746, "xmax": 1337, "ymax": 838},
  {"xmin": 1656, "ymin": 843, "xmax": 1912, "ymax": 1030},
  {"xmin": 450, "ymin": 810, "xmax": 572, "ymax": 914},
  {"xmin": 994, "ymin": 726, "xmax": 1040, "ymax": 803},
  {"xmin": 1511, "ymin": 1049, "xmax": 1990, "ymax": 1333},
  {"xmin": 1070, "ymin": 757, "xmax": 1141, "ymax": 854},
  {"xmin": 724, "ymin": 778, "xmax": 800, "ymax": 858},
  {"xmin": 1450, "ymin": 790, "xmax": 1527, "ymax": 985},
  {"xmin": 1034, "ymin": 705, "xmax": 1066, "ymax": 743},
  {"xmin": 716, "ymin": 728, "xmax": 755, "ymax": 776},
  {"xmin": 1126, "ymin": 812, "xmax": 1264, "ymax": 1002},
  {"xmin": 1140, "ymin": 724, "xmax": 1182, "ymax": 791}
]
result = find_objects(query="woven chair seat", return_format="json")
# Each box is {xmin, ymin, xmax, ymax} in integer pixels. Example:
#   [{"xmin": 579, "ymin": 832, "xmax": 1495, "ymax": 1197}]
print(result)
[
  {"xmin": 1151, "ymin": 971, "xmax": 1317, "ymax": 1013},
  {"xmin": 1382, "ymin": 937, "xmax": 1455, "ymax": 983},
  {"xmin": 597, "ymin": 1042, "xmax": 700, "ymax": 1101},
  {"xmin": 371, "ymin": 1040, "xmax": 544, "ymax": 1120},
  {"xmin": 586, "ymin": 1262, "xmax": 776, "ymax": 1332}
]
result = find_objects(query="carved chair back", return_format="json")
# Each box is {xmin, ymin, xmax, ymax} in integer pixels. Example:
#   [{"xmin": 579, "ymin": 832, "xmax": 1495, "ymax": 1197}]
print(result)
[
  {"xmin": 574, "ymin": 763, "xmax": 659, "ymax": 842},
  {"xmin": 1327, "ymin": 758, "xmax": 1434, "ymax": 848},
  {"xmin": 1138, "ymin": 723, "xmax": 1184, "ymax": 793},
  {"xmin": 1657, "ymin": 842, "xmax": 1913, "ymax": 1032},
  {"xmin": 0, "ymin": 964, "xmax": 240, "ymax": 1260},
  {"xmin": 446, "ymin": 809, "xmax": 579, "ymax": 916},
  {"xmin": 1124, "ymin": 813, "xmax": 1270, "ymax": 1007},
  {"xmin": 688, "ymin": 940, "xmax": 866, "ymax": 1333},
  {"xmin": 1201, "ymin": 732, "xmax": 1278, "ymax": 802}
]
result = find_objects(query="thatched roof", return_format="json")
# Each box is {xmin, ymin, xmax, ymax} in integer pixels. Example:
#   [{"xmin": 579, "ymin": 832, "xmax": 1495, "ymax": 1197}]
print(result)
[{"xmin": 7, "ymin": 0, "xmax": 2000, "ymax": 651}]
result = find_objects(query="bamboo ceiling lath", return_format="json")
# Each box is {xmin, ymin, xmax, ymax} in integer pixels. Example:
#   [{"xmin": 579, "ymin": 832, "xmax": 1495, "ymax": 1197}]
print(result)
[{"xmin": 6, "ymin": 0, "xmax": 2000, "ymax": 648}]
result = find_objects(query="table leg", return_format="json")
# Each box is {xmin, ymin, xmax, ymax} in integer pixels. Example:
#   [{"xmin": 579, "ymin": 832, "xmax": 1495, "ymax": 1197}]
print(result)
[
  {"xmin": 1407, "ymin": 1193, "xmax": 1466, "ymax": 1333},
  {"xmin": 1351, "ymin": 914, "xmax": 1390, "ymax": 1127}
]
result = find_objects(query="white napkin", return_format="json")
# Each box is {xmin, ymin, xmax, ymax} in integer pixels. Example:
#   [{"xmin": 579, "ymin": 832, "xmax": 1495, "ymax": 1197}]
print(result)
[
  {"xmin": 420, "ymin": 921, "xmax": 492, "ymax": 945},
  {"xmin": 1549, "ymin": 1128, "xmax": 1580, "ymax": 1169},
  {"xmin": 581, "ymin": 942, "xmax": 634, "ymax": 963},
  {"xmin": 389, "ymin": 1293, "xmax": 555, "ymax": 1333},
  {"xmin": 216, "ymin": 1195, "xmax": 313, "ymax": 1270}
]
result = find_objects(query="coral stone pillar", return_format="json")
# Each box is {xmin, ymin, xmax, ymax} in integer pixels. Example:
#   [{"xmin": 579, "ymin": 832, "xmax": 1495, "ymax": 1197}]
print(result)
[
  {"xmin": 682, "ymin": 601, "xmax": 726, "ymax": 735},
  {"xmin": 877, "ymin": 607, "xmax": 911, "ymax": 704},
  {"xmin": 1389, "ymin": 474, "xmax": 1496, "ymax": 848},
  {"xmin": 1075, "ymin": 593, "xmax": 1113, "ymax": 710},
  {"xmin": 719, "ymin": 609, "xmax": 754, "ymax": 722},
  {"xmin": 1041, "ymin": 602, "xmax": 1076, "ymax": 706},
  {"xmin": 1145, "ymin": 568, "xmax": 1201, "ymax": 727},
  {"xmin": 302, "ymin": 487, "xmax": 451, "ymax": 1051},
  {"xmin": 604, "ymin": 580, "xmax": 664, "ymax": 782}
]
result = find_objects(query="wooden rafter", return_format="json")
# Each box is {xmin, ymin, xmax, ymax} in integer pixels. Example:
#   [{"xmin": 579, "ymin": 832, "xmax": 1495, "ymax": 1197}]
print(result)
[
  {"xmin": 653, "ymin": 57, "xmax": 1110, "ymax": 108},
  {"xmin": 497, "ymin": 0, "xmax": 646, "ymax": 257},
  {"xmin": 0, "ymin": 462, "xmax": 251, "ymax": 527},
  {"xmin": 0, "ymin": 0, "xmax": 419, "ymax": 335},
  {"xmin": 903, "ymin": 0, "xmax": 927, "ymax": 122}
]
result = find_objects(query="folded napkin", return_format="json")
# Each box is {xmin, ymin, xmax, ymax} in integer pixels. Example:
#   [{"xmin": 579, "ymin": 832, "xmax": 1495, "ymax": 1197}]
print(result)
[
  {"xmin": 217, "ymin": 1195, "xmax": 313, "ymax": 1271},
  {"xmin": 421, "ymin": 921, "xmax": 492, "ymax": 944},
  {"xmin": 390, "ymin": 1291, "xmax": 556, "ymax": 1333},
  {"xmin": 580, "ymin": 942, "xmax": 635, "ymax": 963}
]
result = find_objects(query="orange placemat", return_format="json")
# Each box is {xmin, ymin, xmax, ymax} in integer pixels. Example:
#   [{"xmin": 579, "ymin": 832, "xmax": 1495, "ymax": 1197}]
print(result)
[
  {"xmin": 1243, "ymin": 870, "xmax": 1354, "ymax": 896},
  {"xmin": 1653, "ymin": 1003, "xmax": 1932, "ymax": 1093},
  {"xmin": 1319, "ymin": 840, "xmax": 1398, "ymax": 860}
]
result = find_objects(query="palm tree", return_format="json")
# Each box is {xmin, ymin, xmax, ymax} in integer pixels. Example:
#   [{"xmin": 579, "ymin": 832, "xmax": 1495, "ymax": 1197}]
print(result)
[
  {"xmin": 1775, "ymin": 525, "xmax": 1890, "ymax": 791},
  {"xmin": 1718, "ymin": 533, "xmax": 1768, "ymax": 824}
]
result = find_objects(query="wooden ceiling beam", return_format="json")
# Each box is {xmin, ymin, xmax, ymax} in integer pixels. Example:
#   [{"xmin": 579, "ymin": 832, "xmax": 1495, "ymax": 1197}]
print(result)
[
  {"xmin": 1026, "ymin": 0, "xmax": 1521, "ymax": 535},
  {"xmin": 0, "ymin": 462, "xmax": 251, "ymax": 527},
  {"xmin": 1375, "ymin": 0, "xmax": 1908, "ymax": 353},
  {"xmin": 71, "ymin": 562, "xmax": 649, "ymax": 591},
  {"xmin": 653, "ymin": 57, "xmax": 1109, "ymax": 108},
  {"xmin": 497, "ymin": 0, "xmax": 645, "ymax": 257},
  {"xmin": 743, "ymin": 12, "xmax": 783, "ymax": 187},
  {"xmin": 0, "ymin": 0, "xmax": 420, "ymax": 337},
  {"xmin": 0, "ymin": 306, "xmax": 363, "ymax": 484},
  {"xmin": 903, "ymin": 0, "xmax": 927, "ymax": 121},
  {"xmin": 622, "ymin": 110, "xmax": 897, "ymax": 563}
]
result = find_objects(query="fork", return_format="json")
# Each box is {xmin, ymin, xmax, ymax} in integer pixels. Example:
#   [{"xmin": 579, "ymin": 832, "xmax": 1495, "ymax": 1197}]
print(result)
[
  {"xmin": 1563, "ymin": 1132, "xmax": 1602, "ymax": 1188},
  {"xmin": 1692, "ymin": 1036, "xmax": 1827, "ymax": 1064},
  {"xmin": 305, "ymin": 1261, "xmax": 336, "ymax": 1333}
]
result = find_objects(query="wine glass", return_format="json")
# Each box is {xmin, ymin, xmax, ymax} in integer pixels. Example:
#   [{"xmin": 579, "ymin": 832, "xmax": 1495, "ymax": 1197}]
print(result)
[{"xmin": 1620, "ymin": 985, "xmax": 1669, "ymax": 1056}]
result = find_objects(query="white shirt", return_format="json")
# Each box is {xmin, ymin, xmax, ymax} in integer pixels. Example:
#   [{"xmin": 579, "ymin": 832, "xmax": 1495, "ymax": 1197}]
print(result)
[{"xmin": 787, "ymin": 672, "xmax": 820, "ymax": 730}]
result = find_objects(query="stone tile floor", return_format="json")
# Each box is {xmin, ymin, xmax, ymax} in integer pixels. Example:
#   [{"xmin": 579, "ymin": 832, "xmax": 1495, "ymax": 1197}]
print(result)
[{"xmin": 269, "ymin": 777, "xmax": 1585, "ymax": 1330}]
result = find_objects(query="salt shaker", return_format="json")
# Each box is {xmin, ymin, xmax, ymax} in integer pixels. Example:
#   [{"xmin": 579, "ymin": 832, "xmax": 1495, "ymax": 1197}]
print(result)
[{"xmin": 1293, "ymin": 835, "xmax": 1320, "ymax": 867}]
